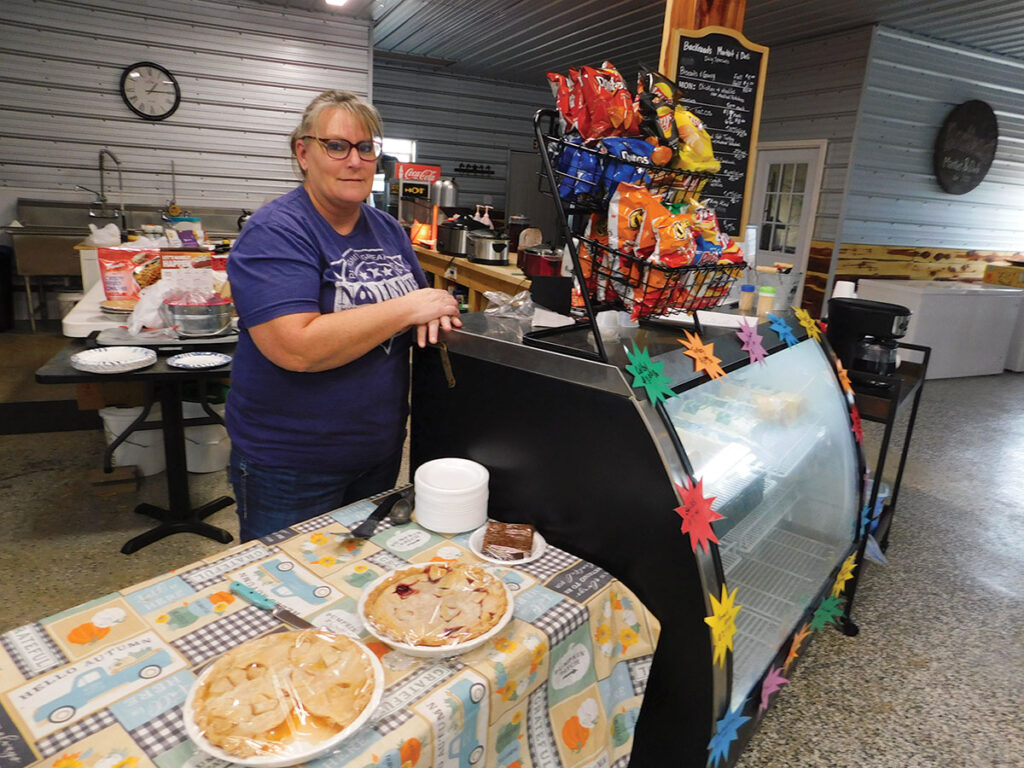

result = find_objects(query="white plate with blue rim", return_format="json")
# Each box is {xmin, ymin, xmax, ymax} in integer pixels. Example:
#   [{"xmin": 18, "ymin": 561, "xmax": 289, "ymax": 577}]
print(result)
[
  {"xmin": 166, "ymin": 351, "xmax": 232, "ymax": 370},
  {"xmin": 70, "ymin": 346, "xmax": 157, "ymax": 374}
]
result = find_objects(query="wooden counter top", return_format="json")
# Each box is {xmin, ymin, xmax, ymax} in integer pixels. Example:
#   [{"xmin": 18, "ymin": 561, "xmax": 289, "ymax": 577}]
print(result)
[{"xmin": 413, "ymin": 244, "xmax": 531, "ymax": 312}]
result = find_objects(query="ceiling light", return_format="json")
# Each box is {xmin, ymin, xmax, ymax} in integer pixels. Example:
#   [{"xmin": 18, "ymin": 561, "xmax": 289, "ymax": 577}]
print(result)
[{"xmin": 325, "ymin": 0, "xmax": 347, "ymax": 6}]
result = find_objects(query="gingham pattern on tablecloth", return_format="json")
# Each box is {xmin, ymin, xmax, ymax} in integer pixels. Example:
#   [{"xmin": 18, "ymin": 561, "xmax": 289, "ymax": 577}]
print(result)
[
  {"xmin": 367, "ymin": 550, "xmax": 410, "ymax": 571},
  {"xmin": 171, "ymin": 605, "xmax": 279, "ymax": 665},
  {"xmin": 612, "ymin": 754, "xmax": 632, "ymax": 768},
  {"xmin": 36, "ymin": 710, "xmax": 117, "ymax": 757},
  {"xmin": 628, "ymin": 655, "xmax": 653, "ymax": 696},
  {"xmin": 517, "ymin": 544, "xmax": 580, "ymax": 581},
  {"xmin": 290, "ymin": 512, "xmax": 337, "ymax": 535},
  {"xmin": 130, "ymin": 704, "xmax": 188, "ymax": 759},
  {"xmin": 532, "ymin": 597, "xmax": 590, "ymax": 646},
  {"xmin": 1, "ymin": 625, "xmax": 66, "ymax": 679},
  {"xmin": 178, "ymin": 544, "xmax": 277, "ymax": 590},
  {"xmin": 370, "ymin": 705, "xmax": 414, "ymax": 735}
]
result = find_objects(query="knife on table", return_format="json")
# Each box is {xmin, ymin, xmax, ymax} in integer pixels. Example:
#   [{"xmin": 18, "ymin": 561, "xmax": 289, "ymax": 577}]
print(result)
[{"xmin": 230, "ymin": 581, "xmax": 316, "ymax": 630}]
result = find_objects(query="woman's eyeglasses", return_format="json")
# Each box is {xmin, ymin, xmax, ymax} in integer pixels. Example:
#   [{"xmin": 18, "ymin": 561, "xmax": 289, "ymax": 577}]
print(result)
[{"xmin": 302, "ymin": 136, "xmax": 382, "ymax": 161}]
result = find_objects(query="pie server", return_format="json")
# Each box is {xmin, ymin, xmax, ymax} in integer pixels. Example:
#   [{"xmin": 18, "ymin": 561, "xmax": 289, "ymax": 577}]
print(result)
[
  {"xmin": 229, "ymin": 581, "xmax": 316, "ymax": 630},
  {"xmin": 350, "ymin": 487, "xmax": 413, "ymax": 539}
]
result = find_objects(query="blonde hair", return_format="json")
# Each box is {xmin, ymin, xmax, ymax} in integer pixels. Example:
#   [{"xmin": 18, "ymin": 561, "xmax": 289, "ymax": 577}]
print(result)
[{"xmin": 290, "ymin": 90, "xmax": 383, "ymax": 177}]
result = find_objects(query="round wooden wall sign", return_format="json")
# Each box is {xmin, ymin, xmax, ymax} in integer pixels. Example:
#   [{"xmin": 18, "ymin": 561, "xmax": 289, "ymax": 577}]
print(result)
[{"xmin": 933, "ymin": 100, "xmax": 998, "ymax": 194}]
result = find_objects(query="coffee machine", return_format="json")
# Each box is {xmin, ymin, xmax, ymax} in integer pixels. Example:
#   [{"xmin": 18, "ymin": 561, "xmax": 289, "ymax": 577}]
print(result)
[{"xmin": 826, "ymin": 297, "xmax": 912, "ymax": 387}]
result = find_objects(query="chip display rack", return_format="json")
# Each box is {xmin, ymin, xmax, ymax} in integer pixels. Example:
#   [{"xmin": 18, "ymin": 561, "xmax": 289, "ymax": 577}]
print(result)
[{"xmin": 527, "ymin": 108, "xmax": 745, "ymax": 362}]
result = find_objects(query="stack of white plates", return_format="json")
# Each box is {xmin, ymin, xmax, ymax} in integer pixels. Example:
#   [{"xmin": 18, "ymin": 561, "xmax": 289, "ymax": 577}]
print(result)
[{"xmin": 414, "ymin": 458, "xmax": 489, "ymax": 533}]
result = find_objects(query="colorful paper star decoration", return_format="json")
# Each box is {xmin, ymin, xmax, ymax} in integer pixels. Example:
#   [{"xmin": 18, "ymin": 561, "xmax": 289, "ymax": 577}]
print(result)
[
  {"xmin": 674, "ymin": 479, "xmax": 724, "ymax": 554},
  {"xmin": 705, "ymin": 584, "xmax": 741, "ymax": 667},
  {"xmin": 784, "ymin": 623, "xmax": 812, "ymax": 673},
  {"xmin": 810, "ymin": 594, "xmax": 845, "ymax": 631},
  {"xmin": 766, "ymin": 314, "xmax": 799, "ymax": 347},
  {"xmin": 792, "ymin": 306, "xmax": 823, "ymax": 342},
  {"xmin": 624, "ymin": 343, "xmax": 677, "ymax": 404},
  {"xmin": 850, "ymin": 404, "xmax": 864, "ymax": 443},
  {"xmin": 759, "ymin": 665, "xmax": 789, "ymax": 713},
  {"xmin": 831, "ymin": 553, "xmax": 859, "ymax": 598},
  {"xmin": 735, "ymin": 318, "xmax": 768, "ymax": 365},
  {"xmin": 680, "ymin": 330, "xmax": 726, "ymax": 379},
  {"xmin": 860, "ymin": 504, "xmax": 875, "ymax": 535},
  {"xmin": 707, "ymin": 699, "xmax": 751, "ymax": 767},
  {"xmin": 835, "ymin": 359, "xmax": 854, "ymax": 395}
]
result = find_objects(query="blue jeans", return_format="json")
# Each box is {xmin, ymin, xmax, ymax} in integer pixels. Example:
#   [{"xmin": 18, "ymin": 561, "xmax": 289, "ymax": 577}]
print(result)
[{"xmin": 229, "ymin": 448, "xmax": 402, "ymax": 542}]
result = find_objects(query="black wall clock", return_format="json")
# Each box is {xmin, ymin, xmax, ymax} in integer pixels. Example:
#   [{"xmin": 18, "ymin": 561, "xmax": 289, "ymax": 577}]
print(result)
[
  {"xmin": 933, "ymin": 100, "xmax": 998, "ymax": 195},
  {"xmin": 120, "ymin": 62, "xmax": 181, "ymax": 121}
]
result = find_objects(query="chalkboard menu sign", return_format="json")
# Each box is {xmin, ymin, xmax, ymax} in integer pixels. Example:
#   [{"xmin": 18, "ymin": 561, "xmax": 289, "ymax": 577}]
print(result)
[
  {"xmin": 665, "ymin": 27, "xmax": 768, "ymax": 236},
  {"xmin": 933, "ymin": 100, "xmax": 998, "ymax": 195}
]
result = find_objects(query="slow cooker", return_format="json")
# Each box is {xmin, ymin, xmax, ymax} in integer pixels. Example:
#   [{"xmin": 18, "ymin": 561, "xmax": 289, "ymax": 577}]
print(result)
[{"xmin": 468, "ymin": 230, "xmax": 510, "ymax": 266}]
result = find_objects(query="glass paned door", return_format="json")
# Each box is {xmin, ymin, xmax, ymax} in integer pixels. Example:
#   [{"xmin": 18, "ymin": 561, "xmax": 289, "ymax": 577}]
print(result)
[{"xmin": 749, "ymin": 145, "xmax": 825, "ymax": 306}]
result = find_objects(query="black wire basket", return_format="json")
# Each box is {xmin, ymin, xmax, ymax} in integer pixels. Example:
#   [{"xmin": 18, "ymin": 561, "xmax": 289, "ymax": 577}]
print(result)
[{"xmin": 577, "ymin": 235, "xmax": 744, "ymax": 319}]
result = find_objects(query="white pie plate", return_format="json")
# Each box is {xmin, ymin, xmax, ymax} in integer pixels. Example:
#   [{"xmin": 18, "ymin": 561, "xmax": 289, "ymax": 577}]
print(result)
[
  {"xmin": 182, "ymin": 632, "xmax": 384, "ymax": 768},
  {"xmin": 166, "ymin": 351, "xmax": 232, "ymax": 369},
  {"xmin": 468, "ymin": 523, "xmax": 547, "ymax": 565},
  {"xmin": 70, "ymin": 346, "xmax": 156, "ymax": 374},
  {"xmin": 357, "ymin": 564, "xmax": 515, "ymax": 658}
]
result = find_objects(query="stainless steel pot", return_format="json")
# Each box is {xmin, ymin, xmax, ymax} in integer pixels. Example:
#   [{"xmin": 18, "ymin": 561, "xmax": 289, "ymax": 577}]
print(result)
[
  {"xmin": 468, "ymin": 230, "xmax": 509, "ymax": 265},
  {"xmin": 437, "ymin": 219, "xmax": 471, "ymax": 256}
]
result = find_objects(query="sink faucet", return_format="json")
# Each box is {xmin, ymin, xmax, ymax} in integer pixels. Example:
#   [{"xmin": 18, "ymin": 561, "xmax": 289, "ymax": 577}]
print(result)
[{"xmin": 98, "ymin": 148, "xmax": 126, "ymax": 230}]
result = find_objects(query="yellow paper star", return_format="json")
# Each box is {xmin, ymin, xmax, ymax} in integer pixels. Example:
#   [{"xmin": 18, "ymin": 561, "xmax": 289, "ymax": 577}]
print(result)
[
  {"xmin": 704, "ymin": 584, "xmax": 741, "ymax": 667},
  {"xmin": 784, "ymin": 623, "xmax": 812, "ymax": 673},
  {"xmin": 835, "ymin": 359, "xmax": 854, "ymax": 395},
  {"xmin": 830, "ymin": 552, "xmax": 859, "ymax": 598},
  {"xmin": 792, "ymin": 306, "xmax": 822, "ymax": 342},
  {"xmin": 680, "ymin": 330, "xmax": 725, "ymax": 379}
]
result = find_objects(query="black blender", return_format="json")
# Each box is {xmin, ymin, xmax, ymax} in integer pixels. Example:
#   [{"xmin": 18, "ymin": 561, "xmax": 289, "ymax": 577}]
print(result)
[{"xmin": 826, "ymin": 297, "xmax": 912, "ymax": 389}]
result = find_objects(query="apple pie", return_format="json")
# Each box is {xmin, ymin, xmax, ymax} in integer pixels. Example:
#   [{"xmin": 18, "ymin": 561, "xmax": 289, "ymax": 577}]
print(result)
[
  {"xmin": 362, "ymin": 562, "xmax": 508, "ymax": 647},
  {"xmin": 191, "ymin": 630, "xmax": 375, "ymax": 758}
]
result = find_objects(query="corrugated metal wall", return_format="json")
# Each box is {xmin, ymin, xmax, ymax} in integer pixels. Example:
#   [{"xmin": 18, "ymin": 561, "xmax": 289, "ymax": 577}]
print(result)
[
  {"xmin": 843, "ymin": 27, "xmax": 1024, "ymax": 249},
  {"xmin": 757, "ymin": 26, "xmax": 873, "ymax": 243},
  {"xmin": 0, "ymin": 0, "xmax": 372, "ymax": 216},
  {"xmin": 372, "ymin": 60, "xmax": 550, "ymax": 212}
]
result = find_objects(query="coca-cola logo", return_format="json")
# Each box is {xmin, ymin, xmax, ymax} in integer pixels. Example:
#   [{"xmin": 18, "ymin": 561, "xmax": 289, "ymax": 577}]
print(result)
[{"xmin": 397, "ymin": 164, "xmax": 441, "ymax": 182}]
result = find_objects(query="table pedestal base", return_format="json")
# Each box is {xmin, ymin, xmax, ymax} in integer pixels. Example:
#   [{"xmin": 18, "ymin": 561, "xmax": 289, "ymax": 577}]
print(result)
[{"xmin": 122, "ymin": 496, "xmax": 235, "ymax": 554}]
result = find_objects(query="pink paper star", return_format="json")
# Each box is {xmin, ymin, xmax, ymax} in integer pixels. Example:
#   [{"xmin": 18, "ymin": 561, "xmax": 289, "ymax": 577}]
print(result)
[
  {"xmin": 736, "ymin": 319, "xmax": 768, "ymax": 365},
  {"xmin": 759, "ymin": 665, "xmax": 789, "ymax": 713}
]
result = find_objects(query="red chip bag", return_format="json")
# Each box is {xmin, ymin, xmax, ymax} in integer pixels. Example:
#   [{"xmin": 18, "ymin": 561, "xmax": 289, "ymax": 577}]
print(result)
[
  {"xmin": 569, "ymin": 69, "xmax": 591, "ymax": 139},
  {"xmin": 547, "ymin": 72, "xmax": 573, "ymax": 129},
  {"xmin": 579, "ymin": 64, "xmax": 636, "ymax": 139}
]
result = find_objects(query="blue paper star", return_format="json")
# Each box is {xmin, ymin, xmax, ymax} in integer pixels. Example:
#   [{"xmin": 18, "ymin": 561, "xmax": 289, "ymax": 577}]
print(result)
[
  {"xmin": 766, "ymin": 314, "xmax": 799, "ymax": 347},
  {"xmin": 707, "ymin": 699, "xmax": 751, "ymax": 767}
]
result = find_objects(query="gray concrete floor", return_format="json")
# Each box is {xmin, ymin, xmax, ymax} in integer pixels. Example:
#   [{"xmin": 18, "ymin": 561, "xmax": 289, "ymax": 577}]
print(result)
[{"xmin": 1, "ymin": 367, "xmax": 1021, "ymax": 767}]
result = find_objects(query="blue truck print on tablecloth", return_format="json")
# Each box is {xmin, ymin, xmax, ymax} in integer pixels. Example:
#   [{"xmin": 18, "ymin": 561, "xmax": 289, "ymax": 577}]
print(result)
[
  {"xmin": 33, "ymin": 649, "xmax": 173, "ymax": 724},
  {"xmin": 258, "ymin": 559, "xmax": 332, "ymax": 603}
]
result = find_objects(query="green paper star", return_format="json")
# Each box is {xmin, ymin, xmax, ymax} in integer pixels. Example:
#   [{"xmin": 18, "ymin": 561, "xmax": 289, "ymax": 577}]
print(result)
[
  {"xmin": 625, "ymin": 343, "xmax": 677, "ymax": 404},
  {"xmin": 810, "ymin": 594, "xmax": 846, "ymax": 631}
]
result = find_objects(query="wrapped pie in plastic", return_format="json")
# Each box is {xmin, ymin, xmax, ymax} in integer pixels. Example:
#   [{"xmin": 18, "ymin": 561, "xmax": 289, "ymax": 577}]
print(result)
[
  {"xmin": 185, "ymin": 629, "xmax": 382, "ymax": 764},
  {"xmin": 360, "ymin": 562, "xmax": 511, "ymax": 652}
]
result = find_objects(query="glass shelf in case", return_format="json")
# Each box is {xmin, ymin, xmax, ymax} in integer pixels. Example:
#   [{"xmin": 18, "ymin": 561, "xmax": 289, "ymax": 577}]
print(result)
[{"xmin": 663, "ymin": 340, "xmax": 859, "ymax": 709}]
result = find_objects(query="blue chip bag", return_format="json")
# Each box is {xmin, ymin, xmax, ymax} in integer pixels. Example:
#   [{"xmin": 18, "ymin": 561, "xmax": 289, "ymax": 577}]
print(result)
[
  {"xmin": 599, "ymin": 138, "xmax": 655, "ymax": 202},
  {"xmin": 694, "ymin": 233, "xmax": 724, "ymax": 265}
]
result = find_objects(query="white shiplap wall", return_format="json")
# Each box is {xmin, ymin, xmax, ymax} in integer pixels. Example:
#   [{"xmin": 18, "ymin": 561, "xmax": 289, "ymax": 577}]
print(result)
[
  {"xmin": 843, "ymin": 27, "xmax": 1024, "ymax": 250},
  {"xmin": 756, "ymin": 26, "xmax": 873, "ymax": 243},
  {"xmin": 372, "ymin": 60, "xmax": 551, "ymax": 212},
  {"xmin": 0, "ymin": 0, "xmax": 372, "ymax": 218}
]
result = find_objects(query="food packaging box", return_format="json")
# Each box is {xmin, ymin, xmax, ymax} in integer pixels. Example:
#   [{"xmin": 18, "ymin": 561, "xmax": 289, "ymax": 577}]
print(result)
[{"xmin": 983, "ymin": 263, "xmax": 1024, "ymax": 288}]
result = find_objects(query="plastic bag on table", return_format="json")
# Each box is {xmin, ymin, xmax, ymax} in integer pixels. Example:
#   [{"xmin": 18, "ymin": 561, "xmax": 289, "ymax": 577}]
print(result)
[
  {"xmin": 128, "ymin": 276, "xmax": 221, "ymax": 336},
  {"xmin": 187, "ymin": 629, "xmax": 379, "ymax": 761},
  {"xmin": 483, "ymin": 289, "xmax": 533, "ymax": 320}
]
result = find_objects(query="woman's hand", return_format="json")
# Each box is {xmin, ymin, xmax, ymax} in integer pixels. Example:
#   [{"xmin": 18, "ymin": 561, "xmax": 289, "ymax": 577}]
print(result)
[
  {"xmin": 400, "ymin": 288, "xmax": 462, "ymax": 347},
  {"xmin": 416, "ymin": 312, "xmax": 463, "ymax": 347}
]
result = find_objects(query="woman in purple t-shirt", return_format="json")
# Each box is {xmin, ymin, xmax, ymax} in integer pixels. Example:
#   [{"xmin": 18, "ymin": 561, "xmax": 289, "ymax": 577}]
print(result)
[{"xmin": 225, "ymin": 90, "xmax": 461, "ymax": 541}]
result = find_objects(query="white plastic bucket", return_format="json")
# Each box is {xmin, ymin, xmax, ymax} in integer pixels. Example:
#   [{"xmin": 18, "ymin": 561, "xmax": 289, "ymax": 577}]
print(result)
[
  {"xmin": 183, "ymin": 401, "xmax": 231, "ymax": 473},
  {"xmin": 99, "ymin": 405, "xmax": 166, "ymax": 476}
]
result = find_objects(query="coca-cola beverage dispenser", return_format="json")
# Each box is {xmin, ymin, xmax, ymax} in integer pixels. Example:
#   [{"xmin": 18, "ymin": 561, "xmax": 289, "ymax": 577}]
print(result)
[{"xmin": 386, "ymin": 162, "xmax": 443, "ymax": 225}]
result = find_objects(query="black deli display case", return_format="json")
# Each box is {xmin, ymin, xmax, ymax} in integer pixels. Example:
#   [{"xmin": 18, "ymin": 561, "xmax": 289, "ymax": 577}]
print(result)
[{"xmin": 411, "ymin": 314, "xmax": 862, "ymax": 767}]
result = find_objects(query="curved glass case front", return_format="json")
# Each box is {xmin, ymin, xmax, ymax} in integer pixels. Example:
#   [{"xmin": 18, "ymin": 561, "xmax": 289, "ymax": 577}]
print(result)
[{"xmin": 663, "ymin": 340, "xmax": 859, "ymax": 709}]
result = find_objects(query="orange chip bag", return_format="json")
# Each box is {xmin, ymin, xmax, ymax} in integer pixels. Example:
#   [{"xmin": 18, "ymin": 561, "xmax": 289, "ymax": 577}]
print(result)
[
  {"xmin": 98, "ymin": 248, "xmax": 161, "ymax": 301},
  {"xmin": 607, "ymin": 183, "xmax": 659, "ymax": 254}
]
